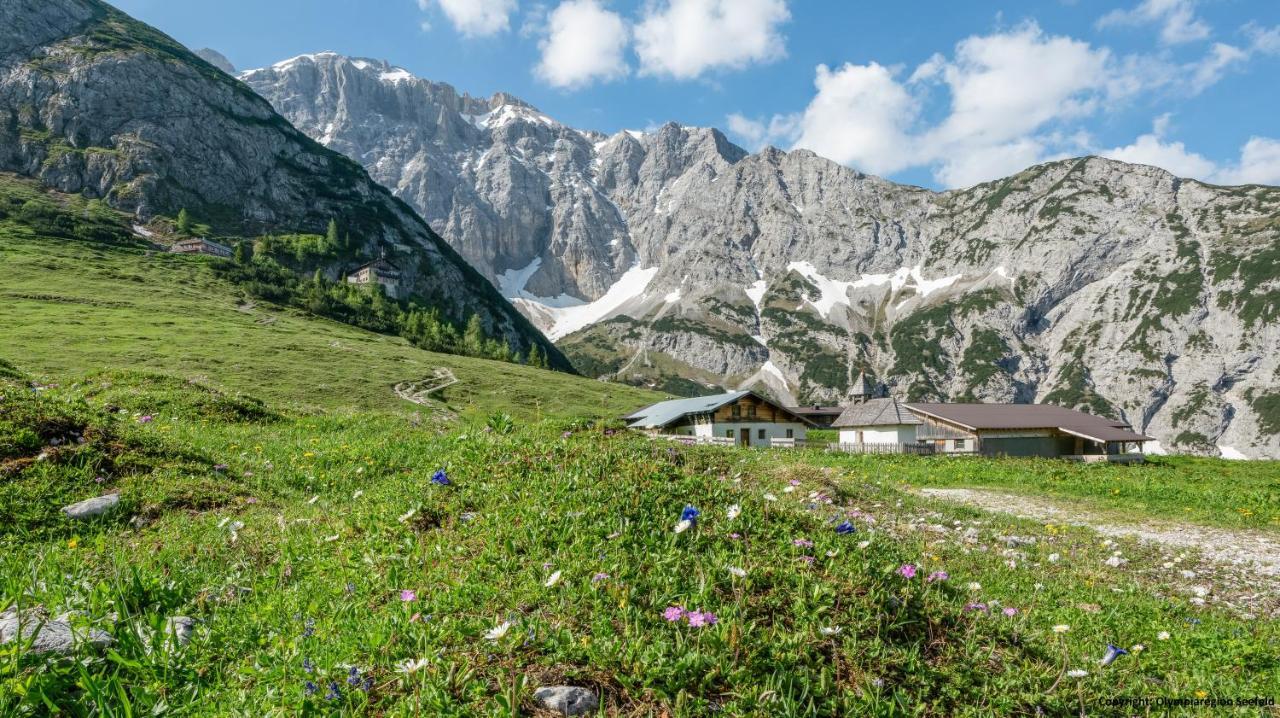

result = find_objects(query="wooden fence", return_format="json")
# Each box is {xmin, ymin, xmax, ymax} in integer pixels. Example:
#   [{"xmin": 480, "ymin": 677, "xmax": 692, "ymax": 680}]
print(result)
[{"xmin": 827, "ymin": 442, "xmax": 937, "ymax": 455}]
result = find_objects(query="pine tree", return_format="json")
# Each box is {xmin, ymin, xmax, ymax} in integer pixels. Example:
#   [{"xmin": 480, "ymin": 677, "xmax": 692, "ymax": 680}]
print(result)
[
  {"xmin": 233, "ymin": 241, "xmax": 249, "ymax": 264},
  {"xmin": 312, "ymin": 268, "xmax": 324, "ymax": 286},
  {"xmin": 176, "ymin": 208, "xmax": 191, "ymax": 235},
  {"xmin": 325, "ymin": 219, "xmax": 339, "ymax": 252},
  {"xmin": 527, "ymin": 343, "xmax": 544, "ymax": 369},
  {"xmin": 462, "ymin": 314, "xmax": 486, "ymax": 357}
]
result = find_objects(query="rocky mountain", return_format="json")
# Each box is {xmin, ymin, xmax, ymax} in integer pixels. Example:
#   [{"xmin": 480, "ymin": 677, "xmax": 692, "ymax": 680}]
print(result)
[
  {"xmin": 243, "ymin": 54, "xmax": 1280, "ymax": 458},
  {"xmin": 0, "ymin": 0, "xmax": 567, "ymax": 369},
  {"xmin": 194, "ymin": 47, "xmax": 235, "ymax": 74}
]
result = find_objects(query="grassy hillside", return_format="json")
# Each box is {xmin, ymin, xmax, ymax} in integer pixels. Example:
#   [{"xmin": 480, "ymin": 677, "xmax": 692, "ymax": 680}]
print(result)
[
  {"xmin": 1, "ymin": 372, "xmax": 1277, "ymax": 715},
  {"xmin": 0, "ymin": 234, "xmax": 663, "ymax": 419}
]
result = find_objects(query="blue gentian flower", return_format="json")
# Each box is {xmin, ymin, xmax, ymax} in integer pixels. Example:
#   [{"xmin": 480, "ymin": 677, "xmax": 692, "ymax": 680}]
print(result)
[
  {"xmin": 1100, "ymin": 644, "xmax": 1129, "ymax": 666},
  {"xmin": 302, "ymin": 657, "xmax": 314, "ymax": 673},
  {"xmin": 361, "ymin": 676, "xmax": 372, "ymax": 691},
  {"xmin": 835, "ymin": 521, "xmax": 856, "ymax": 535},
  {"xmin": 347, "ymin": 666, "xmax": 361, "ymax": 686},
  {"xmin": 681, "ymin": 505, "xmax": 700, "ymax": 522},
  {"xmin": 304, "ymin": 681, "xmax": 318, "ymax": 696},
  {"xmin": 302, "ymin": 618, "xmax": 315, "ymax": 638},
  {"xmin": 431, "ymin": 469, "xmax": 450, "ymax": 486},
  {"xmin": 325, "ymin": 682, "xmax": 342, "ymax": 701}
]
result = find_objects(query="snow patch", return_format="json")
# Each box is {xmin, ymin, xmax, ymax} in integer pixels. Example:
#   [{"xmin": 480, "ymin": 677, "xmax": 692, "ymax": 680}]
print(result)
[
  {"xmin": 349, "ymin": 59, "xmax": 372, "ymax": 70},
  {"xmin": 761, "ymin": 360, "xmax": 788, "ymax": 389},
  {"xmin": 131, "ymin": 224, "xmax": 153, "ymax": 238},
  {"xmin": 1219, "ymin": 446, "xmax": 1250, "ymax": 460},
  {"xmin": 745, "ymin": 280, "xmax": 767, "ymax": 312},
  {"xmin": 508, "ymin": 264, "xmax": 659, "ymax": 341},
  {"xmin": 623, "ymin": 129, "xmax": 646, "ymax": 140},
  {"xmin": 786, "ymin": 261, "xmax": 856, "ymax": 318},
  {"xmin": 1144, "ymin": 440, "xmax": 1167, "ymax": 455},
  {"xmin": 380, "ymin": 68, "xmax": 413, "ymax": 83},
  {"xmin": 664, "ymin": 290, "xmax": 682, "ymax": 303}
]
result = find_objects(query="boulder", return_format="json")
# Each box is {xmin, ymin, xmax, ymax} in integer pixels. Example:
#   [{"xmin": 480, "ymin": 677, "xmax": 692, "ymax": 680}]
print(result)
[
  {"xmin": 62, "ymin": 494, "xmax": 120, "ymax": 520},
  {"xmin": 0, "ymin": 609, "xmax": 113, "ymax": 655},
  {"xmin": 533, "ymin": 685, "xmax": 599, "ymax": 716}
]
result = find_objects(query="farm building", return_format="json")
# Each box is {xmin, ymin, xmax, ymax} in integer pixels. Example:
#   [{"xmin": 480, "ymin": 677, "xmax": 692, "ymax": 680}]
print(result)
[
  {"xmin": 906, "ymin": 403, "xmax": 1151, "ymax": 461},
  {"xmin": 786, "ymin": 405, "xmax": 844, "ymax": 427},
  {"xmin": 347, "ymin": 257, "xmax": 402, "ymax": 298},
  {"xmin": 832, "ymin": 398, "xmax": 922, "ymax": 448},
  {"xmin": 624, "ymin": 391, "xmax": 812, "ymax": 447},
  {"xmin": 170, "ymin": 237, "xmax": 232, "ymax": 257}
]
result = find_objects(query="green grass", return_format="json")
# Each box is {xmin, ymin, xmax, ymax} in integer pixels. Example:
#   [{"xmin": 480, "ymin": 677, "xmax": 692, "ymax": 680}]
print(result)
[
  {"xmin": 0, "ymin": 235, "xmax": 661, "ymax": 419},
  {"xmin": 802, "ymin": 453, "xmax": 1280, "ymax": 532},
  {"xmin": 2, "ymin": 372, "xmax": 1278, "ymax": 715}
]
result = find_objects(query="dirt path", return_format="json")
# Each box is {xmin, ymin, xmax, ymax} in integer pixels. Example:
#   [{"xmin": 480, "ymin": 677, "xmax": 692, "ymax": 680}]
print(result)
[{"xmin": 918, "ymin": 487, "xmax": 1280, "ymax": 579}]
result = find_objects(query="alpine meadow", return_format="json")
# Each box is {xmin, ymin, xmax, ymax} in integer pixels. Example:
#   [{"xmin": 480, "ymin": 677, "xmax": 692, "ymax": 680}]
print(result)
[{"xmin": 2, "ymin": 0, "xmax": 1279, "ymax": 716}]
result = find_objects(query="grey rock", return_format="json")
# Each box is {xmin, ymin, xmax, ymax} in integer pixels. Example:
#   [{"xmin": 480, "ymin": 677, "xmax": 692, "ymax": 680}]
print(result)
[
  {"xmin": 62, "ymin": 494, "xmax": 119, "ymax": 520},
  {"xmin": 533, "ymin": 686, "xmax": 599, "ymax": 716},
  {"xmin": 999, "ymin": 535, "xmax": 1037, "ymax": 548},
  {"xmin": 0, "ymin": 609, "xmax": 113, "ymax": 655},
  {"xmin": 165, "ymin": 616, "xmax": 196, "ymax": 646},
  {"xmin": 194, "ymin": 48, "xmax": 235, "ymax": 74},
  {"xmin": 245, "ymin": 54, "xmax": 1280, "ymax": 459}
]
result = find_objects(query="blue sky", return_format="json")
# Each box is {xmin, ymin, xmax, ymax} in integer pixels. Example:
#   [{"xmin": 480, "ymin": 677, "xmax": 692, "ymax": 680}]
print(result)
[{"xmin": 114, "ymin": 0, "xmax": 1280, "ymax": 188}]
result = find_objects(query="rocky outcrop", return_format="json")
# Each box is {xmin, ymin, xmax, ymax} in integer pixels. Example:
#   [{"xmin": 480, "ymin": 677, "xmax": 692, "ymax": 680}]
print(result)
[
  {"xmin": 245, "ymin": 54, "xmax": 1280, "ymax": 458},
  {"xmin": 0, "ymin": 1, "xmax": 565, "ymax": 368}
]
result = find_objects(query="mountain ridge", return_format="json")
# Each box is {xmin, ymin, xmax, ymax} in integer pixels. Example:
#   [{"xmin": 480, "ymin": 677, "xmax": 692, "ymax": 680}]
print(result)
[
  {"xmin": 0, "ymin": 2, "xmax": 568, "ymax": 369},
  {"xmin": 241, "ymin": 52, "xmax": 1280, "ymax": 458}
]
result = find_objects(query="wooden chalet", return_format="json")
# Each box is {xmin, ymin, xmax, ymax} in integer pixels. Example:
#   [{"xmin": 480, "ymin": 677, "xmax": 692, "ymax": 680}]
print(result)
[
  {"xmin": 905, "ymin": 403, "xmax": 1151, "ymax": 461},
  {"xmin": 625, "ymin": 391, "xmax": 813, "ymax": 447}
]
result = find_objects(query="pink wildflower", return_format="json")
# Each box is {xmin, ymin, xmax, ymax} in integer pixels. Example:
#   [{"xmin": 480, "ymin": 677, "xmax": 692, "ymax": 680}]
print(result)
[
  {"xmin": 793, "ymin": 538, "xmax": 814, "ymax": 548},
  {"xmin": 400, "ymin": 589, "xmax": 417, "ymax": 602},
  {"xmin": 927, "ymin": 570, "xmax": 949, "ymax": 583},
  {"xmin": 1003, "ymin": 607, "xmax": 1019, "ymax": 617},
  {"xmin": 662, "ymin": 606, "xmax": 686, "ymax": 622},
  {"xmin": 898, "ymin": 564, "xmax": 917, "ymax": 579}
]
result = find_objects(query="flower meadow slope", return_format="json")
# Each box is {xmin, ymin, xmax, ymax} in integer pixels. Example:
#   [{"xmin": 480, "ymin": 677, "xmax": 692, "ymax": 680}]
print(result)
[{"xmin": 1, "ymin": 372, "xmax": 1278, "ymax": 715}]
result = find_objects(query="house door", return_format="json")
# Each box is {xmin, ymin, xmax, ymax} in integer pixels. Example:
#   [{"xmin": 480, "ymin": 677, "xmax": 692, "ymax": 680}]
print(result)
[{"xmin": 740, "ymin": 430, "xmax": 750, "ymax": 447}]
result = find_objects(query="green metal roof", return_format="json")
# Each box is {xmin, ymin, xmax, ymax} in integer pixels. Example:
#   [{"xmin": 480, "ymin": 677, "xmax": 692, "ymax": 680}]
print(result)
[{"xmin": 624, "ymin": 391, "xmax": 751, "ymax": 429}]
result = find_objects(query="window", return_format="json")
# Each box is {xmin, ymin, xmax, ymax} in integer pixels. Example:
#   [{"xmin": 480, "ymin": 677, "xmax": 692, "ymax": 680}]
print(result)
[
  {"xmin": 726, "ymin": 429, "xmax": 735, "ymax": 438},
  {"xmin": 954, "ymin": 439, "xmax": 967, "ymax": 450},
  {"xmin": 731, "ymin": 404, "xmax": 741, "ymax": 418},
  {"xmin": 747, "ymin": 405, "xmax": 757, "ymax": 418},
  {"xmin": 758, "ymin": 429, "xmax": 766, "ymax": 440},
  {"xmin": 785, "ymin": 429, "xmax": 794, "ymax": 439}
]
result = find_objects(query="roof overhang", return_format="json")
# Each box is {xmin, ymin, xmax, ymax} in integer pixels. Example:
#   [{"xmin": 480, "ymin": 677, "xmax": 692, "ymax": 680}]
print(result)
[{"xmin": 1057, "ymin": 425, "xmax": 1152, "ymax": 443}]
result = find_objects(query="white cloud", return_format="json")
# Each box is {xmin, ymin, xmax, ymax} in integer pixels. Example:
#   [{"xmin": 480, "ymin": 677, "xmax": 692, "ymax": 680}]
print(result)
[
  {"xmin": 923, "ymin": 23, "xmax": 1110, "ymax": 152},
  {"xmin": 1188, "ymin": 42, "xmax": 1249, "ymax": 93},
  {"xmin": 634, "ymin": 0, "xmax": 790, "ymax": 80},
  {"xmin": 1098, "ymin": 0, "xmax": 1210, "ymax": 45},
  {"xmin": 1102, "ymin": 115, "xmax": 1280, "ymax": 185},
  {"xmin": 780, "ymin": 23, "xmax": 1112, "ymax": 186},
  {"xmin": 788, "ymin": 63, "xmax": 919, "ymax": 175},
  {"xmin": 426, "ymin": 0, "xmax": 517, "ymax": 38},
  {"xmin": 1102, "ymin": 115, "xmax": 1219, "ymax": 178},
  {"xmin": 535, "ymin": 0, "xmax": 629, "ymax": 89},
  {"xmin": 1215, "ymin": 137, "xmax": 1280, "ymax": 185},
  {"xmin": 725, "ymin": 113, "xmax": 798, "ymax": 151}
]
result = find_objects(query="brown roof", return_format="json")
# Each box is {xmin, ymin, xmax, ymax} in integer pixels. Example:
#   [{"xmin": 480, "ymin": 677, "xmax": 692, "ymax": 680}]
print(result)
[
  {"xmin": 905, "ymin": 402, "xmax": 1152, "ymax": 441},
  {"xmin": 833, "ymin": 398, "xmax": 921, "ymax": 428},
  {"xmin": 788, "ymin": 406, "xmax": 844, "ymax": 417}
]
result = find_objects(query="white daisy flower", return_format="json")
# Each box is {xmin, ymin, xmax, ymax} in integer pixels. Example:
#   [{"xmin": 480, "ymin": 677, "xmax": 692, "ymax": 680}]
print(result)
[
  {"xmin": 763, "ymin": 493, "xmax": 778, "ymax": 502},
  {"xmin": 396, "ymin": 657, "xmax": 431, "ymax": 674},
  {"xmin": 727, "ymin": 566, "xmax": 746, "ymax": 578},
  {"xmin": 544, "ymin": 570, "xmax": 562, "ymax": 588},
  {"xmin": 307, "ymin": 495, "xmax": 319, "ymax": 505},
  {"xmin": 819, "ymin": 626, "xmax": 842, "ymax": 636},
  {"xmin": 1053, "ymin": 624, "xmax": 1070, "ymax": 634},
  {"xmin": 398, "ymin": 508, "xmax": 416, "ymax": 523},
  {"xmin": 1157, "ymin": 631, "xmax": 1171, "ymax": 640},
  {"xmin": 1067, "ymin": 669, "xmax": 1088, "ymax": 678},
  {"xmin": 857, "ymin": 540, "xmax": 870, "ymax": 549},
  {"xmin": 323, "ymin": 534, "xmax": 339, "ymax": 542},
  {"xmin": 726, "ymin": 504, "xmax": 741, "ymax": 520},
  {"xmin": 1047, "ymin": 553, "xmax": 1060, "ymax": 562},
  {"xmin": 352, "ymin": 490, "xmax": 364, "ymax": 500},
  {"xmin": 967, "ymin": 582, "xmax": 982, "ymax": 592},
  {"xmin": 484, "ymin": 621, "xmax": 511, "ymax": 641}
]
